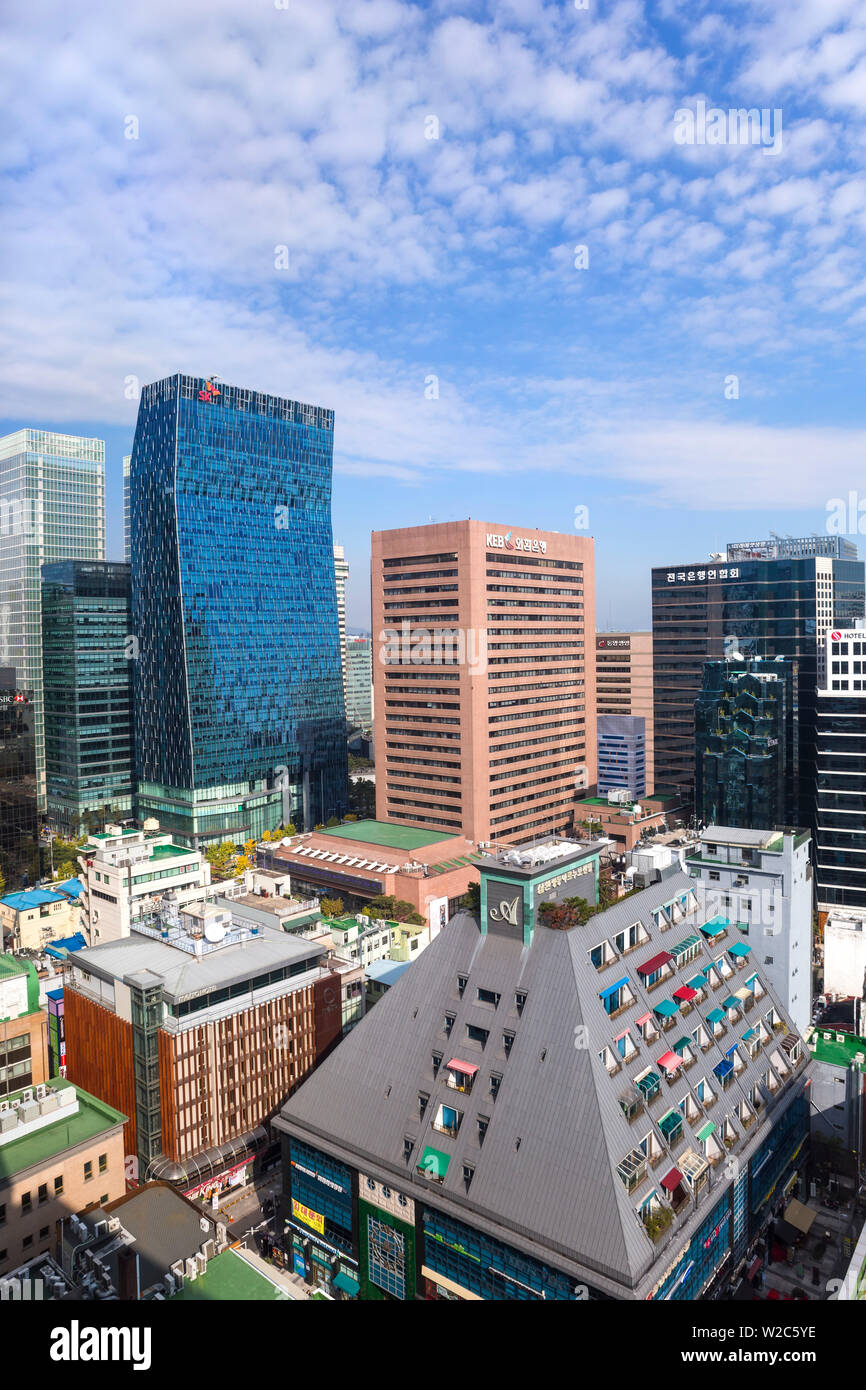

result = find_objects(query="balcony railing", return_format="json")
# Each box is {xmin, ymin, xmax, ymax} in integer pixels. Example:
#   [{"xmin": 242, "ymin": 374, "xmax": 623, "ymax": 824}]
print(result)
[{"xmin": 432, "ymin": 1121, "xmax": 460, "ymax": 1138}]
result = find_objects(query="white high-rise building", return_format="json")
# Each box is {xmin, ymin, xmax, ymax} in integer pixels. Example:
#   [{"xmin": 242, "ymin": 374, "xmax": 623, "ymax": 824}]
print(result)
[
  {"xmin": 686, "ymin": 825, "xmax": 812, "ymax": 1036},
  {"xmin": 0, "ymin": 430, "xmax": 106, "ymax": 809},
  {"xmin": 334, "ymin": 542, "xmax": 349, "ymax": 718}
]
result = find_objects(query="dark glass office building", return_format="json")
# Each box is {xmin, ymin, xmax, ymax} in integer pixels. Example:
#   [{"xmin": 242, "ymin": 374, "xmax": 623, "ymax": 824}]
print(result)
[
  {"xmin": 41, "ymin": 561, "xmax": 134, "ymax": 831},
  {"xmin": 0, "ymin": 669, "xmax": 38, "ymax": 886},
  {"xmin": 652, "ymin": 538, "xmax": 865, "ymax": 816},
  {"xmin": 129, "ymin": 374, "xmax": 347, "ymax": 844},
  {"xmin": 695, "ymin": 658, "xmax": 795, "ymax": 829}
]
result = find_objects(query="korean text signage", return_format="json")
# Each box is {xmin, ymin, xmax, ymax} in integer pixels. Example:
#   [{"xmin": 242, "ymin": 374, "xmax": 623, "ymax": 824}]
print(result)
[
  {"xmin": 292, "ymin": 1198, "xmax": 325, "ymax": 1235},
  {"xmin": 665, "ymin": 567, "xmax": 740, "ymax": 584},
  {"xmin": 487, "ymin": 530, "xmax": 548, "ymax": 554},
  {"xmin": 597, "ymin": 637, "xmax": 630, "ymax": 650}
]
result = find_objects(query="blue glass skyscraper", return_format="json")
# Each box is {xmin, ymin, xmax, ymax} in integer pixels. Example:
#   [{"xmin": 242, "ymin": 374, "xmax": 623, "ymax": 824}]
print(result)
[{"xmin": 129, "ymin": 374, "xmax": 347, "ymax": 843}]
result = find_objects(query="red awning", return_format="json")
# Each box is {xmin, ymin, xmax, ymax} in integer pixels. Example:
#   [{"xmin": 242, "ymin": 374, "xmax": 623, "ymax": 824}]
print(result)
[
  {"xmin": 747, "ymin": 1256, "xmax": 762, "ymax": 1280},
  {"xmin": 660, "ymin": 1167, "xmax": 683, "ymax": 1192},
  {"xmin": 446, "ymin": 1058, "xmax": 478, "ymax": 1076},
  {"xmin": 635, "ymin": 1012, "xmax": 652, "ymax": 1027},
  {"xmin": 657, "ymin": 1051, "xmax": 683, "ymax": 1072},
  {"xmin": 637, "ymin": 951, "xmax": 673, "ymax": 976},
  {"xmin": 673, "ymin": 985, "xmax": 697, "ymax": 1002}
]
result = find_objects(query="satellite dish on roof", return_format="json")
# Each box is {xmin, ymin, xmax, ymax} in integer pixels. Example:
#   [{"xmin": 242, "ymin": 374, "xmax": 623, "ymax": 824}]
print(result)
[{"xmin": 203, "ymin": 919, "xmax": 227, "ymax": 944}]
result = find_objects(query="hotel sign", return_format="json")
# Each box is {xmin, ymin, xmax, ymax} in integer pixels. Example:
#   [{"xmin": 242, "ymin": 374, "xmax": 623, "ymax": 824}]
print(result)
[
  {"xmin": 665, "ymin": 568, "xmax": 740, "ymax": 584},
  {"xmin": 487, "ymin": 531, "xmax": 547, "ymax": 554}
]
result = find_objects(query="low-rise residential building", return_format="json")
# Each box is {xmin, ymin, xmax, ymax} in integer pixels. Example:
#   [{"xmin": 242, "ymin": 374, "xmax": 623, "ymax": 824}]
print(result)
[
  {"xmin": 685, "ymin": 825, "xmax": 812, "ymax": 1037},
  {"xmin": 77, "ymin": 824, "xmax": 211, "ymax": 943},
  {"xmin": 0, "ymin": 954, "xmax": 50, "ymax": 1096},
  {"xmin": 823, "ymin": 907, "xmax": 866, "ymax": 1000},
  {"xmin": 0, "ymin": 884, "xmax": 81, "ymax": 954},
  {"xmin": 574, "ymin": 794, "xmax": 670, "ymax": 853},
  {"xmin": 59, "ymin": 1182, "xmax": 228, "ymax": 1299},
  {"xmin": 276, "ymin": 837, "xmax": 810, "ymax": 1301},
  {"xmin": 805, "ymin": 1018, "xmax": 866, "ymax": 1185},
  {"xmin": 0, "ymin": 1077, "xmax": 126, "ymax": 1280}
]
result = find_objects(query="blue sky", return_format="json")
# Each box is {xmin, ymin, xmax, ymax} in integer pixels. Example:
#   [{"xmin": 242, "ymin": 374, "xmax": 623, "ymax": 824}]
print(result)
[{"xmin": 2, "ymin": 0, "xmax": 866, "ymax": 630}]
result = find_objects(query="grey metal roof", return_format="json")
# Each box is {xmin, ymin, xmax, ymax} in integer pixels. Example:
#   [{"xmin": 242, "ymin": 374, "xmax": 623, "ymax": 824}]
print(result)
[
  {"xmin": 278, "ymin": 875, "xmax": 809, "ymax": 1297},
  {"xmin": 700, "ymin": 826, "xmax": 780, "ymax": 847},
  {"xmin": 71, "ymin": 925, "xmax": 321, "ymax": 1001}
]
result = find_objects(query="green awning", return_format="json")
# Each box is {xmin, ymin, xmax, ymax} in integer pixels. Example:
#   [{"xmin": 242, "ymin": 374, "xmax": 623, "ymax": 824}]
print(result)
[
  {"xmin": 697, "ymin": 1121, "xmax": 716, "ymax": 1141},
  {"xmin": 672, "ymin": 933, "xmax": 700, "ymax": 958},
  {"xmin": 729, "ymin": 942, "xmax": 751, "ymax": 958},
  {"xmin": 418, "ymin": 1145, "xmax": 450, "ymax": 1180},
  {"xmin": 706, "ymin": 1008, "xmax": 726, "ymax": 1025},
  {"xmin": 673, "ymin": 1037, "xmax": 691, "ymax": 1055},
  {"xmin": 333, "ymin": 1271, "xmax": 360, "ymax": 1295},
  {"xmin": 653, "ymin": 999, "xmax": 679, "ymax": 1018}
]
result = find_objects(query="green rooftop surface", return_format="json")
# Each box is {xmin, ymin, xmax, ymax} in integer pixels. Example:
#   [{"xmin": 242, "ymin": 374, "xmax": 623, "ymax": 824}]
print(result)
[
  {"xmin": 0, "ymin": 1078, "xmax": 127, "ymax": 1182},
  {"xmin": 0, "ymin": 954, "xmax": 26, "ymax": 980},
  {"xmin": 170, "ymin": 1248, "xmax": 290, "ymax": 1301},
  {"xmin": 809, "ymin": 1029, "xmax": 866, "ymax": 1071},
  {"xmin": 324, "ymin": 915, "xmax": 359, "ymax": 933},
  {"xmin": 317, "ymin": 820, "xmax": 454, "ymax": 850},
  {"xmin": 148, "ymin": 843, "xmax": 192, "ymax": 859}
]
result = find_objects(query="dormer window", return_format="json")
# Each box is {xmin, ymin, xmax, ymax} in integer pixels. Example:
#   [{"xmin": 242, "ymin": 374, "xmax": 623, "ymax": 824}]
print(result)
[
  {"xmin": 457, "ymin": 975, "xmax": 467, "ymax": 999},
  {"xmin": 515, "ymin": 991, "xmax": 527, "ymax": 1016},
  {"xmin": 477, "ymin": 988, "xmax": 501, "ymax": 1008},
  {"xmin": 502, "ymin": 1031, "xmax": 515, "ymax": 1059},
  {"xmin": 444, "ymin": 1013, "xmax": 455, "ymax": 1038},
  {"xmin": 432, "ymin": 1052, "xmax": 443, "ymax": 1078}
]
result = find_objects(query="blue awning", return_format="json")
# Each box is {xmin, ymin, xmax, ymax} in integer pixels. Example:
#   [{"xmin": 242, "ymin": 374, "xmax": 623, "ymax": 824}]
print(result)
[{"xmin": 599, "ymin": 975, "xmax": 629, "ymax": 1000}]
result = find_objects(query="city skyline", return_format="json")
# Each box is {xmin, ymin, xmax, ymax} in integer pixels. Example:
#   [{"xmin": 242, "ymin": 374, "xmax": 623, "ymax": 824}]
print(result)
[{"xmin": 3, "ymin": 0, "xmax": 866, "ymax": 633}]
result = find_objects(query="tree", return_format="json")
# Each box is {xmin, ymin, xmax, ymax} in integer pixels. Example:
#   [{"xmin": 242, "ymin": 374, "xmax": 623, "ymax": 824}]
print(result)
[
  {"xmin": 0, "ymin": 866, "xmax": 5, "ymax": 897},
  {"xmin": 320, "ymin": 897, "xmax": 344, "ymax": 918},
  {"xmin": 243, "ymin": 839, "xmax": 257, "ymax": 858},
  {"xmin": 360, "ymin": 894, "xmax": 424, "ymax": 925},
  {"xmin": 326, "ymin": 816, "xmax": 340, "ymax": 827},
  {"xmin": 235, "ymin": 855, "xmax": 252, "ymax": 874},
  {"xmin": 460, "ymin": 881, "xmax": 480, "ymax": 915},
  {"xmin": 204, "ymin": 842, "xmax": 235, "ymax": 878},
  {"xmin": 54, "ymin": 861, "xmax": 78, "ymax": 883}
]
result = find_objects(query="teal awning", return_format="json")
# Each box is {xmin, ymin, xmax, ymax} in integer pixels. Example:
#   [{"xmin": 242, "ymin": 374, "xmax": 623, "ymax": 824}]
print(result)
[
  {"xmin": 721, "ymin": 995, "xmax": 740, "ymax": 1011},
  {"xmin": 706, "ymin": 1007, "xmax": 726, "ymax": 1025},
  {"xmin": 418, "ymin": 1145, "xmax": 450, "ymax": 1180},
  {"xmin": 700, "ymin": 919, "xmax": 727, "ymax": 938},
  {"xmin": 672, "ymin": 933, "xmax": 700, "ymax": 958},
  {"xmin": 333, "ymin": 1271, "xmax": 360, "ymax": 1295},
  {"xmin": 636, "ymin": 1071, "xmax": 660, "ymax": 1096},
  {"xmin": 653, "ymin": 999, "xmax": 679, "ymax": 1018},
  {"xmin": 659, "ymin": 1109, "xmax": 683, "ymax": 1138},
  {"xmin": 729, "ymin": 942, "xmax": 751, "ymax": 958},
  {"xmin": 686, "ymin": 974, "xmax": 706, "ymax": 991},
  {"xmin": 697, "ymin": 1121, "xmax": 716, "ymax": 1141},
  {"xmin": 745, "ymin": 973, "xmax": 759, "ymax": 990},
  {"xmin": 673, "ymin": 1037, "xmax": 691, "ymax": 1055},
  {"xmin": 742, "ymin": 1028, "xmax": 756, "ymax": 1041}
]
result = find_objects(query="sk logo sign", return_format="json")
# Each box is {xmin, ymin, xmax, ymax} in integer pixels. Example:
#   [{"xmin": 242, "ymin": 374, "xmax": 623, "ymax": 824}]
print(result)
[
  {"xmin": 490, "ymin": 895, "xmax": 520, "ymax": 926},
  {"xmin": 198, "ymin": 379, "xmax": 221, "ymax": 403}
]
